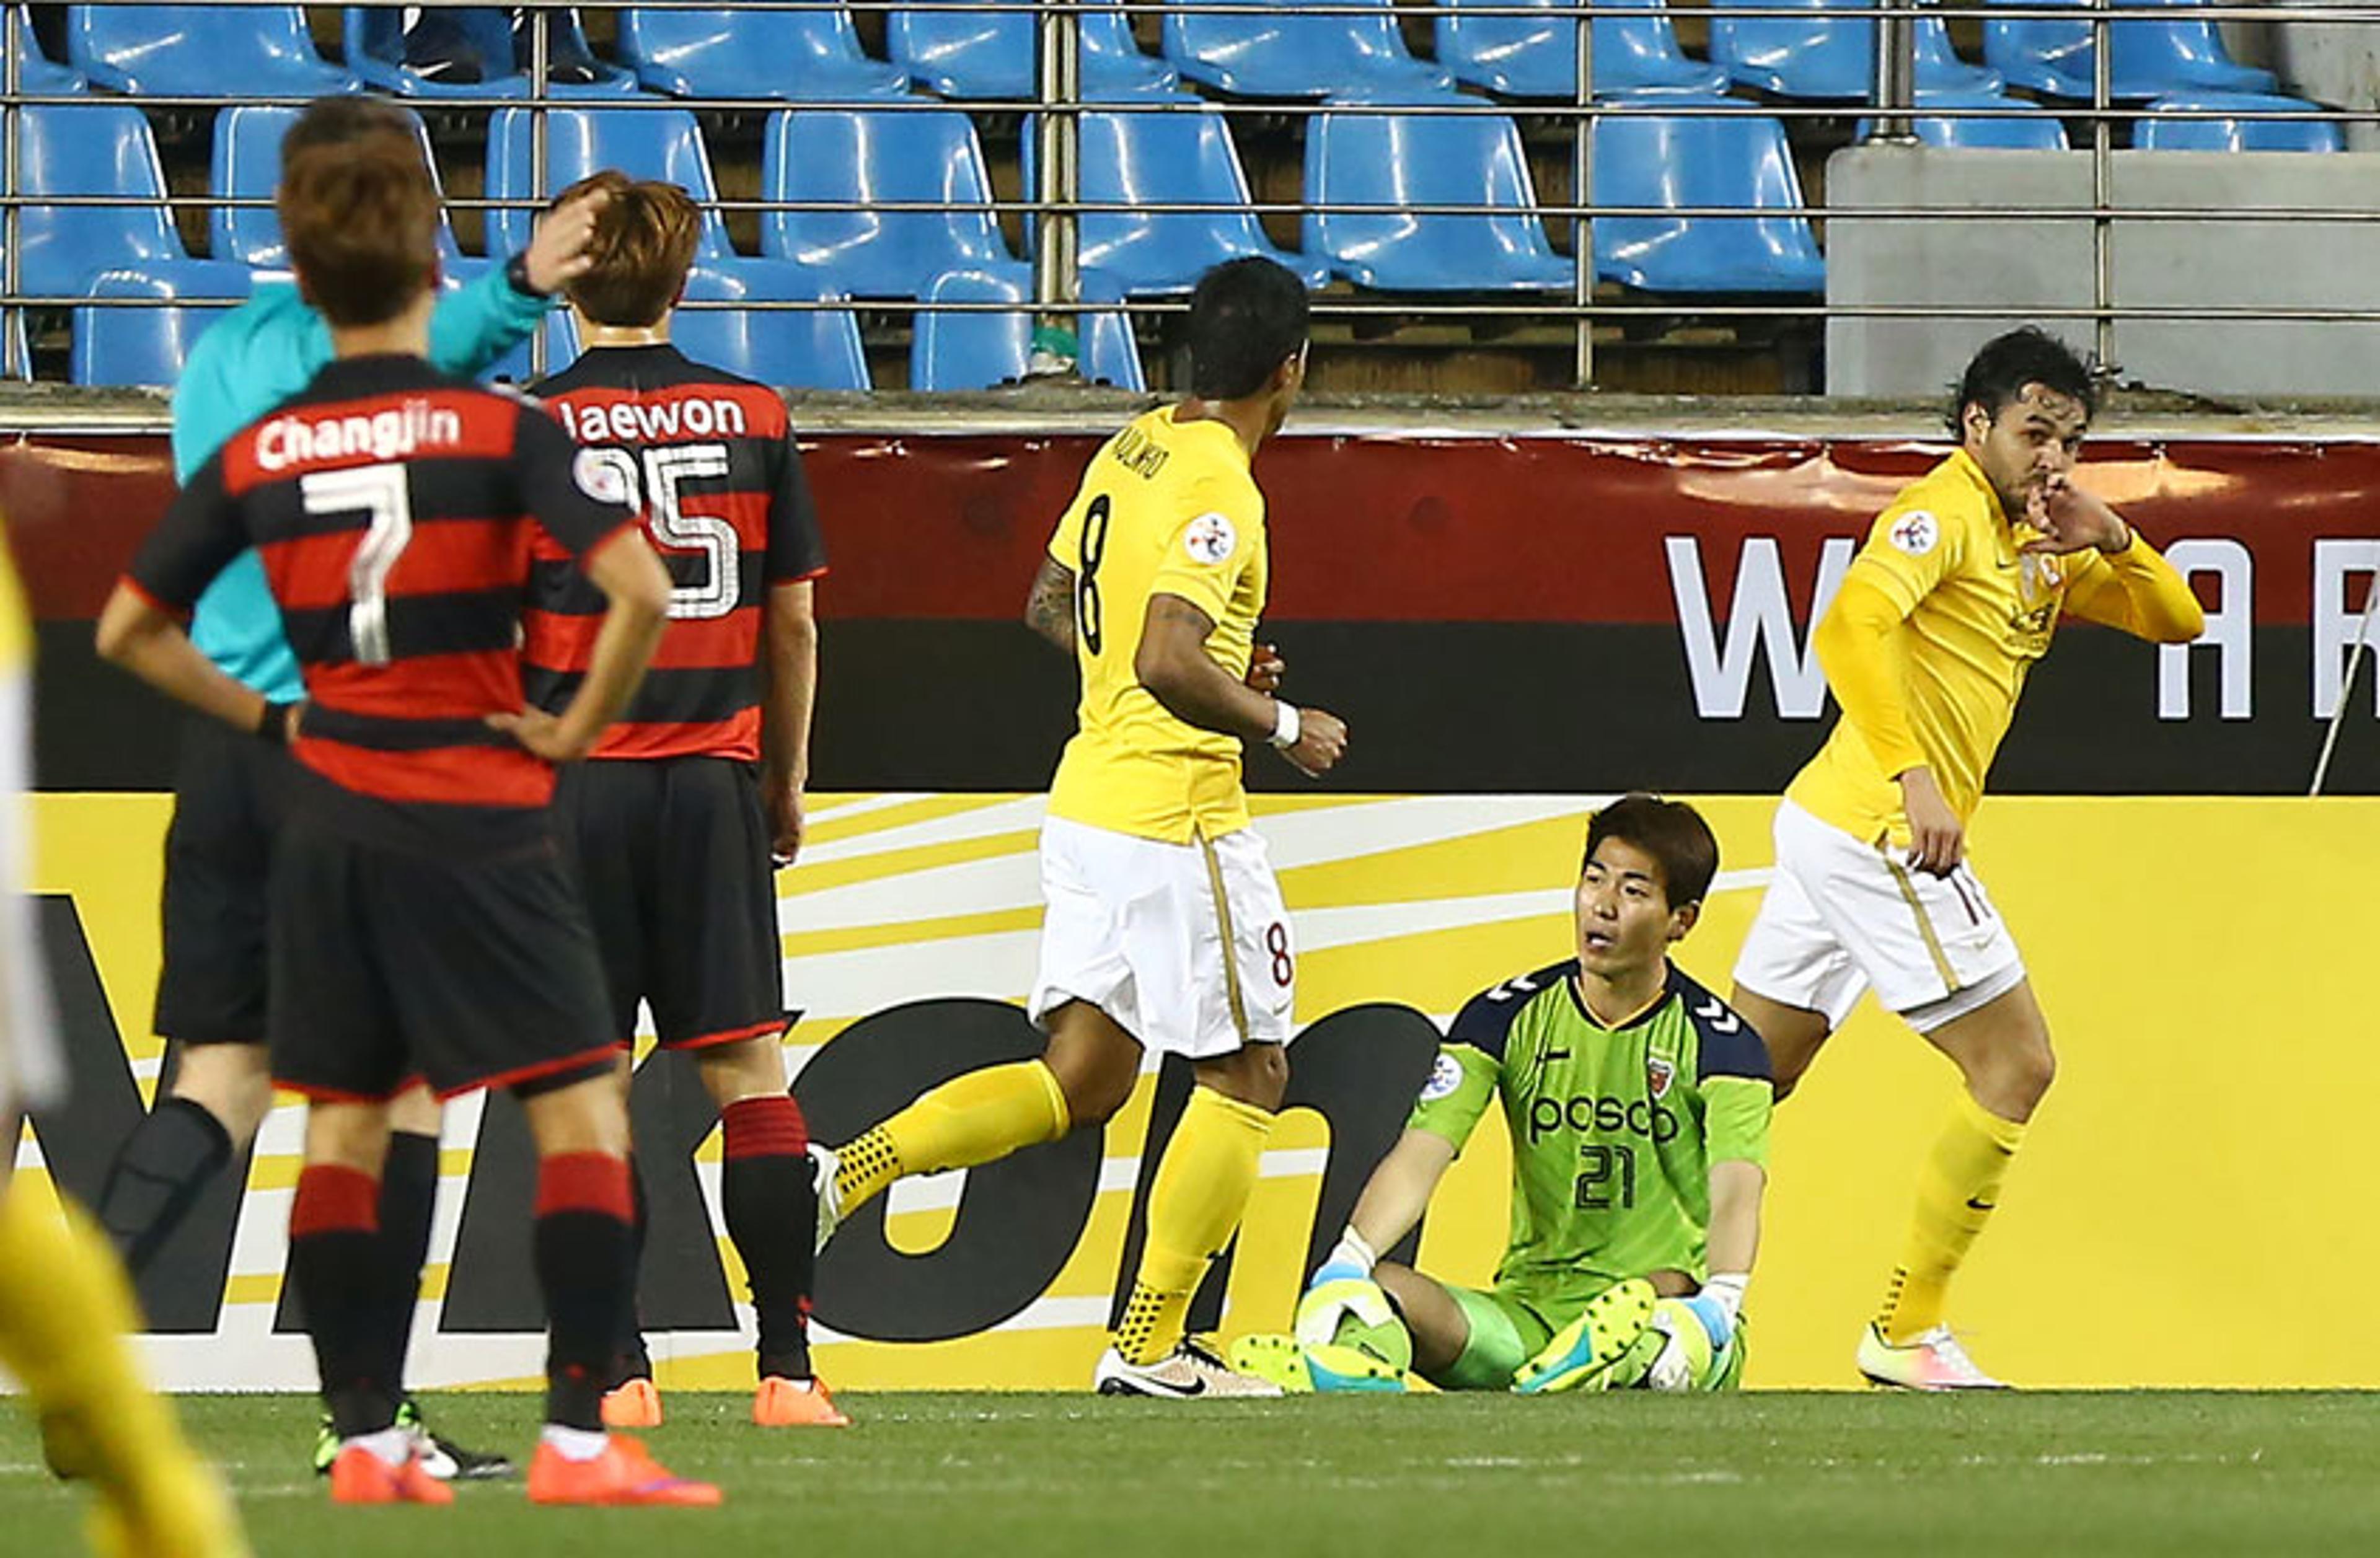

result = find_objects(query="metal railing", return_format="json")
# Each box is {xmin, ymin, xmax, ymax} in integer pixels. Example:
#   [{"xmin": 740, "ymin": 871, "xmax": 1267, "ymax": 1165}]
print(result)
[{"xmin": 5, "ymin": 0, "xmax": 2380, "ymax": 389}]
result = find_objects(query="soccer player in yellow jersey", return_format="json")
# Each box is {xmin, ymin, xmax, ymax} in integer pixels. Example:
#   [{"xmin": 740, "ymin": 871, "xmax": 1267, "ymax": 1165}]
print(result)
[
  {"xmin": 1730, "ymin": 328, "xmax": 2205, "ymax": 1389},
  {"xmin": 0, "ymin": 521, "xmax": 250, "ymax": 1555},
  {"xmin": 814, "ymin": 257, "xmax": 1347, "ymax": 1396}
]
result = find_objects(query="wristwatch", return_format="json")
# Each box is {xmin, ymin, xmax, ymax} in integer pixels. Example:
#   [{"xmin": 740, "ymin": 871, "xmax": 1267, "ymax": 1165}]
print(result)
[{"xmin": 506, "ymin": 251, "xmax": 550, "ymax": 299}]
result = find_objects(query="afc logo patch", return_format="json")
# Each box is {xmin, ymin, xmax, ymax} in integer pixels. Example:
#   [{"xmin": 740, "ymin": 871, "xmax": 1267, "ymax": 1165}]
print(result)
[
  {"xmin": 1889, "ymin": 509, "xmax": 1940, "ymax": 557},
  {"xmin": 572, "ymin": 447, "xmax": 632, "ymax": 507},
  {"xmin": 1645, "ymin": 1055, "xmax": 1676, "ymax": 1100},
  {"xmin": 1419, "ymin": 1052, "xmax": 1464, "ymax": 1103},
  {"xmin": 1181, "ymin": 511, "xmax": 1237, "ymax": 565}
]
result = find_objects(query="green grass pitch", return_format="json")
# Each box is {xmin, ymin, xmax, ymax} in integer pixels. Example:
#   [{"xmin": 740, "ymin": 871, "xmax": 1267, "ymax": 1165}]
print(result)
[{"xmin": 4, "ymin": 1392, "xmax": 2373, "ymax": 1556}]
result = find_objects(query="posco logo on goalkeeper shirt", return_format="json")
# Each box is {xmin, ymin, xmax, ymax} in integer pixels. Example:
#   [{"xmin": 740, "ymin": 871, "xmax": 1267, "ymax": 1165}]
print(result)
[
  {"xmin": 256, "ymin": 398, "xmax": 463, "ymax": 472},
  {"xmin": 1528, "ymin": 1093, "xmax": 1680, "ymax": 1145}
]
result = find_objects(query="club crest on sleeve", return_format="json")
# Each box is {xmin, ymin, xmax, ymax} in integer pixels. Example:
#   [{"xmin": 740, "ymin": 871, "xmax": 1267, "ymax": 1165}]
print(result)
[
  {"xmin": 572, "ymin": 448, "xmax": 632, "ymax": 506},
  {"xmin": 1419, "ymin": 1052, "xmax": 1463, "ymax": 1102},
  {"xmin": 1646, "ymin": 1055, "xmax": 1676, "ymax": 1099},
  {"xmin": 1889, "ymin": 510, "xmax": 1939, "ymax": 557},
  {"xmin": 1182, "ymin": 511, "xmax": 1237, "ymax": 565}
]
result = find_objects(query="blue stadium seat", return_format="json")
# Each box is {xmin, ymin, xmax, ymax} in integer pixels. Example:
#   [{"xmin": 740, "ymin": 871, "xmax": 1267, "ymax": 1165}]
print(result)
[
  {"xmin": 73, "ymin": 263, "xmax": 253, "ymax": 385},
  {"xmin": 13, "ymin": 7, "xmax": 87, "ymax": 94},
  {"xmin": 485, "ymin": 105, "xmax": 739, "ymax": 257},
  {"xmin": 1303, "ymin": 99, "xmax": 1576, "ymax": 293},
  {"xmin": 17, "ymin": 104, "xmax": 196, "ymax": 297},
  {"xmin": 2136, "ymin": 91, "xmax": 2343, "ymax": 151},
  {"xmin": 1435, "ymin": 0, "xmax": 1728, "ymax": 100},
  {"xmin": 1709, "ymin": 0, "xmax": 2000, "ymax": 99},
  {"xmin": 616, "ymin": 6, "xmax": 910, "ymax": 100},
  {"xmin": 760, "ymin": 108, "xmax": 1013, "ymax": 299},
  {"xmin": 341, "ymin": 8, "xmax": 640, "ymax": 97},
  {"xmin": 1037, "ymin": 107, "xmax": 1332, "ymax": 295},
  {"xmin": 1856, "ymin": 89, "xmax": 2071, "ymax": 149},
  {"xmin": 888, "ymin": 0, "xmax": 1180, "ymax": 99},
  {"xmin": 485, "ymin": 105, "xmax": 858, "ymax": 388},
  {"xmin": 666, "ymin": 264, "xmax": 871, "ymax": 390},
  {"xmin": 910, "ymin": 264, "xmax": 1144, "ymax": 391},
  {"xmin": 1985, "ymin": 0, "xmax": 2276, "ymax": 100},
  {"xmin": 212, "ymin": 104, "xmax": 468, "ymax": 270},
  {"xmin": 65, "ymin": 5, "xmax": 357, "ymax": 96},
  {"xmin": 1592, "ymin": 108, "xmax": 1826, "ymax": 293},
  {"xmin": 1162, "ymin": 0, "xmax": 1453, "ymax": 99}
]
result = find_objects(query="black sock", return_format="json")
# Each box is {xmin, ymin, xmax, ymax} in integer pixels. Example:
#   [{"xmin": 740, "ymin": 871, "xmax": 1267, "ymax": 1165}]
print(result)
[
  {"xmin": 291, "ymin": 1166, "xmax": 399, "ymax": 1440},
  {"xmin": 96, "ymin": 1096, "xmax": 232, "ymax": 1275},
  {"xmin": 534, "ymin": 1154, "xmax": 636, "ymax": 1432},
  {"xmin": 720, "ymin": 1096, "xmax": 816, "ymax": 1380},
  {"xmin": 607, "ymin": 1158, "xmax": 653, "ymax": 1388},
  {"xmin": 376, "ymin": 1130, "xmax": 440, "ymax": 1397}
]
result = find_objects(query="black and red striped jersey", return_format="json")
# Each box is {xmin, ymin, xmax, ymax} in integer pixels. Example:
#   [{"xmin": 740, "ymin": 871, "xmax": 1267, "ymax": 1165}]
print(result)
[
  {"xmin": 128, "ymin": 354, "xmax": 637, "ymax": 838},
  {"xmin": 524, "ymin": 343, "xmax": 827, "ymax": 764}
]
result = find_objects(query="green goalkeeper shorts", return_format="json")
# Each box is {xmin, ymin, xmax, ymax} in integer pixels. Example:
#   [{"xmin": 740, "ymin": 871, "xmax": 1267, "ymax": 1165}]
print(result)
[{"xmin": 1434, "ymin": 1281, "xmax": 1748, "ymax": 1392}]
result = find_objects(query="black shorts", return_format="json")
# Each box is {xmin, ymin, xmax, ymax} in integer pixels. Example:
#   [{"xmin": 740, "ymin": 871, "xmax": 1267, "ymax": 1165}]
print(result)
[
  {"xmin": 154, "ymin": 716, "xmax": 291, "ymax": 1045},
  {"xmin": 267, "ymin": 808, "xmax": 620, "ymax": 1102},
  {"xmin": 553, "ymin": 756, "xmax": 788, "ymax": 1051}
]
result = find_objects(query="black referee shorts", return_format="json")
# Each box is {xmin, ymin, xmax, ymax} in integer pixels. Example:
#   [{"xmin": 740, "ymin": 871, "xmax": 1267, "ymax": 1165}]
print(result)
[
  {"xmin": 553, "ymin": 756, "xmax": 788, "ymax": 1052},
  {"xmin": 153, "ymin": 715, "xmax": 290, "ymax": 1046},
  {"xmin": 267, "ymin": 812, "xmax": 620, "ymax": 1102}
]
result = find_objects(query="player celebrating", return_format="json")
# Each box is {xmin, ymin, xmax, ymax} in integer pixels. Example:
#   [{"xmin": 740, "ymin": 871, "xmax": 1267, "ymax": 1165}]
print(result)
[
  {"xmin": 524, "ymin": 171, "xmax": 839, "ymax": 1430},
  {"xmin": 1729, "ymin": 328, "xmax": 2205, "ymax": 1389},
  {"xmin": 86, "ymin": 95, "xmax": 602, "ymax": 1481},
  {"xmin": 95, "ymin": 126, "xmax": 715, "ymax": 1507},
  {"xmin": 812, "ymin": 256, "xmax": 1347, "ymax": 1397},
  {"xmin": 0, "ymin": 519, "xmax": 249, "ymax": 1555},
  {"xmin": 1282, "ymin": 796, "xmax": 1770, "ymax": 1394}
]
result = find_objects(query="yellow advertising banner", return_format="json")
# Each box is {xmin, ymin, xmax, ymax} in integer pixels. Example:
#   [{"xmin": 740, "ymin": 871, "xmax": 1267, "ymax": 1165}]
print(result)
[{"xmin": 20, "ymin": 790, "xmax": 2375, "ymax": 1391}]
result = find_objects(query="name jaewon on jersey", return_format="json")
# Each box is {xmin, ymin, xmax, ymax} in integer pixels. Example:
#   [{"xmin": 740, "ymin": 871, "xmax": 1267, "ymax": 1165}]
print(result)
[
  {"xmin": 555, "ymin": 395, "xmax": 751, "ymax": 446},
  {"xmin": 255, "ymin": 397, "xmax": 463, "ymax": 472}
]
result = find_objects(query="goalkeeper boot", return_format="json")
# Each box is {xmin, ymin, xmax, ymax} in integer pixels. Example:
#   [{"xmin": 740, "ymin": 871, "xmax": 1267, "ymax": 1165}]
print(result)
[
  {"xmin": 1511, "ymin": 1279, "xmax": 1657, "ymax": 1395},
  {"xmin": 89, "ymin": 1456, "xmax": 252, "ymax": 1558},
  {"xmin": 1856, "ymin": 1323, "xmax": 2008, "ymax": 1391},
  {"xmin": 1226, "ymin": 1332, "xmax": 1403, "ymax": 1394},
  {"xmin": 1093, "ymin": 1336, "xmax": 1282, "ymax": 1399}
]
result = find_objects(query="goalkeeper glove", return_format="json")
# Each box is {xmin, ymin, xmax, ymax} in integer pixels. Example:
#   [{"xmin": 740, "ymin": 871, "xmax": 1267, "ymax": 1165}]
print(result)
[
  {"xmin": 1644, "ymin": 1274, "xmax": 1747, "ymax": 1392},
  {"xmin": 1294, "ymin": 1228, "xmax": 1387, "ymax": 1349}
]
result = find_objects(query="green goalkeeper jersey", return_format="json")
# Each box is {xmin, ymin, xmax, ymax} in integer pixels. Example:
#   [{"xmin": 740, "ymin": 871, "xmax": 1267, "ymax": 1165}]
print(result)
[{"xmin": 1408, "ymin": 959, "xmax": 1773, "ymax": 1295}]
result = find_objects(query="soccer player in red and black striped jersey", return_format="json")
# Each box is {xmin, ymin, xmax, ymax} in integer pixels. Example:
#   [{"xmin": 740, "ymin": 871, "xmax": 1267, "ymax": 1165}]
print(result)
[
  {"xmin": 95, "ymin": 131, "xmax": 718, "ymax": 1510},
  {"xmin": 522, "ymin": 171, "xmax": 840, "ymax": 1430}
]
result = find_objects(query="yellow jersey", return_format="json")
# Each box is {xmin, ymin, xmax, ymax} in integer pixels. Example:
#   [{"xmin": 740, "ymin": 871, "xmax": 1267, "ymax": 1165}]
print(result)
[
  {"xmin": 1044, "ymin": 407, "xmax": 1269, "ymax": 843},
  {"xmin": 1787, "ymin": 449, "xmax": 2197, "ymax": 844}
]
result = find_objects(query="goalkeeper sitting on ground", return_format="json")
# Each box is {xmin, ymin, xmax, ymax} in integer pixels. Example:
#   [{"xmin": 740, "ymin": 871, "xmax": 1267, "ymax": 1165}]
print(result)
[{"xmin": 1271, "ymin": 795, "xmax": 1772, "ymax": 1394}]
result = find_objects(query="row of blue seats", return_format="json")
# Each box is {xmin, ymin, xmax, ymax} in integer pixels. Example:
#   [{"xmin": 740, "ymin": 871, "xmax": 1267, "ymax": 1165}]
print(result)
[
  {"xmin": 7, "ymin": 0, "xmax": 2303, "ymax": 105},
  {"xmin": 16, "ymin": 89, "xmax": 2350, "ymax": 386},
  {"xmin": 66, "ymin": 260, "xmax": 1148, "ymax": 390}
]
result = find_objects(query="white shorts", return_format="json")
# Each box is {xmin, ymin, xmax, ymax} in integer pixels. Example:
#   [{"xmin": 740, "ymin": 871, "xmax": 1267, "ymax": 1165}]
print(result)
[
  {"xmin": 1029, "ymin": 816, "xmax": 1295, "ymax": 1060},
  {"xmin": 1732, "ymin": 799, "xmax": 2025, "ymax": 1035}
]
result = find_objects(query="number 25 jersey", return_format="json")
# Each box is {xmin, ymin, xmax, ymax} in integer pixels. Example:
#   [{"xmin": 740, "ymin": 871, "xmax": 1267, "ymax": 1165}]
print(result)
[
  {"xmin": 1408, "ymin": 960, "xmax": 1774, "ymax": 1293},
  {"xmin": 1044, "ymin": 407, "xmax": 1269, "ymax": 845}
]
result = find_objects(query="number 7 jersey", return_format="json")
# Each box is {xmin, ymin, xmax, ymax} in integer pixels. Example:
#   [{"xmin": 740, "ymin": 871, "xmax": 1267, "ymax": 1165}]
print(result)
[
  {"xmin": 1408, "ymin": 960, "xmax": 1774, "ymax": 1293},
  {"xmin": 1044, "ymin": 407, "xmax": 1269, "ymax": 845}
]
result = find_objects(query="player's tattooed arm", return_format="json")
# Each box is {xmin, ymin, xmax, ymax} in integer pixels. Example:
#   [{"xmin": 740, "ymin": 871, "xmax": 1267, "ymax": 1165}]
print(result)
[{"xmin": 1024, "ymin": 556, "xmax": 1077, "ymax": 653}]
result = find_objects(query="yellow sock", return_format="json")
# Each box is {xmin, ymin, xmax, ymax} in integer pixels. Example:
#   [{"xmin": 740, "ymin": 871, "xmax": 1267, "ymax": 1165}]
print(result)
[
  {"xmin": 835, "ymin": 1059, "xmax": 1071, "ymax": 1215},
  {"xmin": 1114, "ymin": 1086, "xmax": 1274, "ymax": 1367},
  {"xmin": 0, "ymin": 1184, "xmax": 242, "ymax": 1554},
  {"xmin": 1877, "ymin": 1090, "xmax": 2026, "ymax": 1344}
]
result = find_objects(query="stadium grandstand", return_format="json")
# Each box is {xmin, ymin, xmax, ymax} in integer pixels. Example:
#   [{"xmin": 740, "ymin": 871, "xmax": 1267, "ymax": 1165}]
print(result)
[{"xmin": 2, "ymin": 0, "xmax": 2378, "ymax": 395}]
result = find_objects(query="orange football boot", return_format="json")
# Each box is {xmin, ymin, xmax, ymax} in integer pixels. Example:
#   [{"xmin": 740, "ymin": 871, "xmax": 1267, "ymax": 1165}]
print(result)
[{"xmin": 752, "ymin": 1376, "xmax": 850, "ymax": 1427}]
